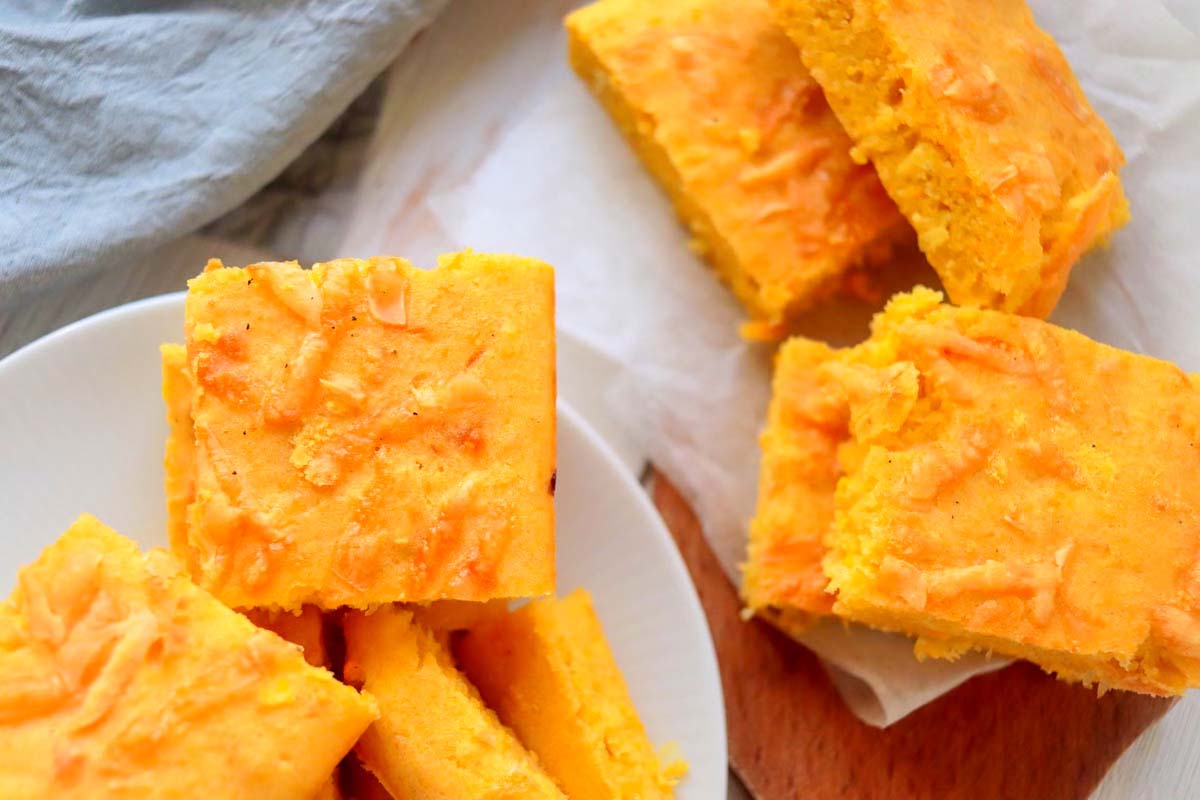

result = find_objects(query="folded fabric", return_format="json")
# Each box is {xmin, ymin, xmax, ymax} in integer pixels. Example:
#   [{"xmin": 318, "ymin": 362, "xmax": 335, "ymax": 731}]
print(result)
[{"xmin": 0, "ymin": 0, "xmax": 446, "ymax": 305}]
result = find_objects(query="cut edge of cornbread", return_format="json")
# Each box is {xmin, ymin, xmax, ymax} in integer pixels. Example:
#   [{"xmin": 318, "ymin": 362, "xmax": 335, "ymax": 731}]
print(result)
[
  {"xmin": 456, "ymin": 589, "xmax": 687, "ymax": 799},
  {"xmin": 827, "ymin": 598, "xmax": 1189, "ymax": 696},
  {"xmin": 768, "ymin": 0, "xmax": 1128, "ymax": 318},
  {"xmin": 343, "ymin": 606, "xmax": 566, "ymax": 800},
  {"xmin": 742, "ymin": 337, "xmax": 844, "ymax": 629},
  {"xmin": 161, "ymin": 342, "xmax": 195, "ymax": 556},
  {"xmin": 565, "ymin": 16, "xmax": 761, "ymax": 315},
  {"xmin": 565, "ymin": 6, "xmax": 909, "ymax": 335}
]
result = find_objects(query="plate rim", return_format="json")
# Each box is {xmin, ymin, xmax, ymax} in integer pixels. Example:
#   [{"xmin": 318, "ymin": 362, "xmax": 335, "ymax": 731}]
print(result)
[{"xmin": 0, "ymin": 290, "xmax": 187, "ymax": 372}]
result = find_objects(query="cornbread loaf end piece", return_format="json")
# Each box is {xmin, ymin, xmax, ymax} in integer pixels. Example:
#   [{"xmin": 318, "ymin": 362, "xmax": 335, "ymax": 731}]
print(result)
[
  {"xmin": 168, "ymin": 252, "xmax": 556, "ymax": 610},
  {"xmin": 456, "ymin": 589, "xmax": 687, "ymax": 799},
  {"xmin": 769, "ymin": 0, "xmax": 1128, "ymax": 317},
  {"xmin": 743, "ymin": 338, "xmax": 842, "ymax": 627},
  {"xmin": 0, "ymin": 515, "xmax": 376, "ymax": 799},
  {"xmin": 566, "ymin": 0, "xmax": 909, "ymax": 335},
  {"xmin": 343, "ymin": 606, "xmax": 565, "ymax": 800},
  {"xmin": 775, "ymin": 289, "xmax": 1200, "ymax": 694}
]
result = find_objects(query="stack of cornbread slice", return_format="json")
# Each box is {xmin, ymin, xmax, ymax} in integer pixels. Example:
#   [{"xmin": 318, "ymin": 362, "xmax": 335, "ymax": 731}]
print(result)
[
  {"xmin": 567, "ymin": 0, "xmax": 1200, "ymax": 700},
  {"xmin": 1, "ymin": 253, "xmax": 686, "ymax": 798}
]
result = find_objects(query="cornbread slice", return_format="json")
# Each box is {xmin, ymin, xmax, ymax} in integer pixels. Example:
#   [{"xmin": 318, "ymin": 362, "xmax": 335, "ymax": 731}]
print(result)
[
  {"xmin": 566, "ymin": 0, "xmax": 909, "ymax": 334},
  {"xmin": 769, "ymin": 0, "xmax": 1128, "ymax": 317},
  {"xmin": 757, "ymin": 288, "xmax": 1200, "ymax": 694},
  {"xmin": 166, "ymin": 252, "xmax": 556, "ymax": 609},
  {"xmin": 742, "ymin": 338, "xmax": 842, "ymax": 627},
  {"xmin": 343, "ymin": 606, "xmax": 564, "ymax": 800},
  {"xmin": 0, "ymin": 515, "xmax": 376, "ymax": 799},
  {"xmin": 456, "ymin": 589, "xmax": 687, "ymax": 799}
]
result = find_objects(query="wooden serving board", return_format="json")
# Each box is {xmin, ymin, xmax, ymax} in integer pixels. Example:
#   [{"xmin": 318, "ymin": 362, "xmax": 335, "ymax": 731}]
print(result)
[{"xmin": 647, "ymin": 470, "xmax": 1174, "ymax": 800}]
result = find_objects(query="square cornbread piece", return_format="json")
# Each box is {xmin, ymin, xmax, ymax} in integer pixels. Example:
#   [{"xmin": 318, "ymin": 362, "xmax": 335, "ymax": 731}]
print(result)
[
  {"xmin": 566, "ymin": 0, "xmax": 909, "ymax": 334},
  {"xmin": 0, "ymin": 515, "xmax": 376, "ymax": 799},
  {"xmin": 455, "ymin": 589, "xmax": 686, "ymax": 799},
  {"xmin": 342, "ymin": 606, "xmax": 565, "ymax": 800},
  {"xmin": 168, "ymin": 252, "xmax": 556, "ymax": 609},
  {"xmin": 769, "ymin": 0, "xmax": 1128, "ymax": 317},
  {"xmin": 743, "ymin": 338, "xmax": 843, "ymax": 629},
  {"xmin": 802, "ymin": 289, "xmax": 1200, "ymax": 694}
]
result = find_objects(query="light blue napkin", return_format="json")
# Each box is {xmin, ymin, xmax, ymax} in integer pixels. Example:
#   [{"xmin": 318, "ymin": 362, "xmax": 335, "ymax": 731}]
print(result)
[{"xmin": 0, "ymin": 0, "xmax": 446, "ymax": 305}]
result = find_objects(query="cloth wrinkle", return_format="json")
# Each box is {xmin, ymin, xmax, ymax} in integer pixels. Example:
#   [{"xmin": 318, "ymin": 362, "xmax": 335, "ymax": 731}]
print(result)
[{"xmin": 0, "ymin": 0, "xmax": 448, "ymax": 305}]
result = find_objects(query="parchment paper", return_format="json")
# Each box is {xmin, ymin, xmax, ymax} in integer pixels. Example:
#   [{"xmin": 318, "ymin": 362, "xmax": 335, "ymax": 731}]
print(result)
[{"xmin": 340, "ymin": 0, "xmax": 1200, "ymax": 725}]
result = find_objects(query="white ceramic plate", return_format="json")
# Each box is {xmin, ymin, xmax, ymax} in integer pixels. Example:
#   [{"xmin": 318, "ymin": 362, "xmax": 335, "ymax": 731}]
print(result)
[{"xmin": 0, "ymin": 292, "xmax": 727, "ymax": 797}]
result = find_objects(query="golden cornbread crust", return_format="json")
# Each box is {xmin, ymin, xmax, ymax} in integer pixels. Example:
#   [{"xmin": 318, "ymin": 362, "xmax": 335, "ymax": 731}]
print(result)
[
  {"xmin": 769, "ymin": 0, "xmax": 1128, "ymax": 317},
  {"xmin": 566, "ymin": 0, "xmax": 909, "ymax": 332},
  {"xmin": 755, "ymin": 289, "xmax": 1200, "ymax": 695},
  {"xmin": 343, "ymin": 606, "xmax": 565, "ymax": 800},
  {"xmin": 164, "ymin": 252, "xmax": 556, "ymax": 610},
  {"xmin": 456, "ymin": 589, "xmax": 686, "ymax": 799},
  {"xmin": 0, "ymin": 516, "xmax": 376, "ymax": 799}
]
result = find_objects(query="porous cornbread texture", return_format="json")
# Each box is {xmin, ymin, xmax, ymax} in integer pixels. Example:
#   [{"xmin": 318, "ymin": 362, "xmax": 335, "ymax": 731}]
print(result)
[
  {"xmin": 566, "ymin": 0, "xmax": 908, "ymax": 334},
  {"xmin": 0, "ymin": 516, "xmax": 376, "ymax": 799},
  {"xmin": 758, "ymin": 289, "xmax": 1200, "ymax": 694},
  {"xmin": 743, "ymin": 338, "xmax": 843, "ymax": 627},
  {"xmin": 343, "ymin": 606, "xmax": 565, "ymax": 800},
  {"xmin": 166, "ymin": 253, "xmax": 556, "ymax": 610},
  {"xmin": 769, "ymin": 0, "xmax": 1128, "ymax": 317},
  {"xmin": 456, "ymin": 590, "xmax": 686, "ymax": 799}
]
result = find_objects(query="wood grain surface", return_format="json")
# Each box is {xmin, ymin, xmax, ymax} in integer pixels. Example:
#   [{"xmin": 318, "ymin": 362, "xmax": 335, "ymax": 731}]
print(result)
[{"xmin": 647, "ymin": 470, "xmax": 1174, "ymax": 800}]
